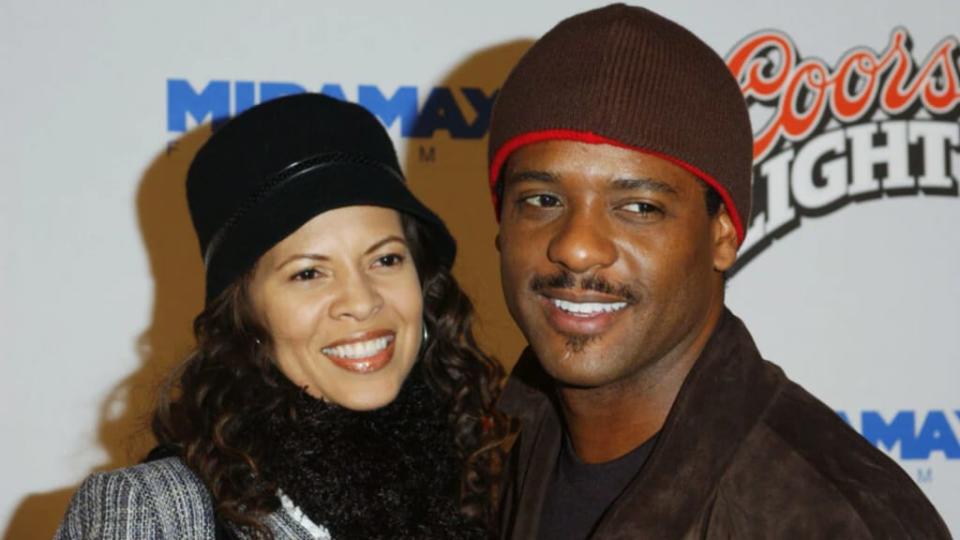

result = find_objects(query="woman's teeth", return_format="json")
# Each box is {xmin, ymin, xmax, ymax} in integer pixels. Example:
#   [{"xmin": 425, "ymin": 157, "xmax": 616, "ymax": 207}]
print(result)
[
  {"xmin": 552, "ymin": 298, "xmax": 627, "ymax": 315},
  {"xmin": 322, "ymin": 336, "xmax": 393, "ymax": 359}
]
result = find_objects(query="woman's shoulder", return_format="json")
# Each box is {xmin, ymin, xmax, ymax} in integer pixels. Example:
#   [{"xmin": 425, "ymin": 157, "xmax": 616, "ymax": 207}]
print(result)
[
  {"xmin": 55, "ymin": 457, "xmax": 217, "ymax": 539},
  {"xmin": 75, "ymin": 456, "xmax": 214, "ymax": 512},
  {"xmin": 93, "ymin": 456, "xmax": 202, "ymax": 486}
]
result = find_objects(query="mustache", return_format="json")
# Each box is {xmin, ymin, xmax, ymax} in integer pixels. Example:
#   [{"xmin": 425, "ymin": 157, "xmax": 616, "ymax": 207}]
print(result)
[{"xmin": 529, "ymin": 270, "xmax": 639, "ymax": 304}]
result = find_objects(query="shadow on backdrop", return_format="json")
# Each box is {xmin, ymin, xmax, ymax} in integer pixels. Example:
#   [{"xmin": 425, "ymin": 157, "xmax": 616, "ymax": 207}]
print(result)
[
  {"xmin": 402, "ymin": 39, "xmax": 533, "ymax": 372},
  {"xmin": 2, "ymin": 127, "xmax": 211, "ymax": 540}
]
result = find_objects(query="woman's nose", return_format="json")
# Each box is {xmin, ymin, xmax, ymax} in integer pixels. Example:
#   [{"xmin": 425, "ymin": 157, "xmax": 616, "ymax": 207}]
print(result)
[{"xmin": 330, "ymin": 271, "xmax": 384, "ymax": 321}]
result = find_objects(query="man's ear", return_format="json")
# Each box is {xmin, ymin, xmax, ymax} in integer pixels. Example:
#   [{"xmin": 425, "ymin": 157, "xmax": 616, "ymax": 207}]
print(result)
[{"xmin": 712, "ymin": 204, "xmax": 738, "ymax": 272}]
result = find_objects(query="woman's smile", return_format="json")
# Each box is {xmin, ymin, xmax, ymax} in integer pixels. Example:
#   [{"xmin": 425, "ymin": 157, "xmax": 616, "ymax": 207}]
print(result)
[{"xmin": 321, "ymin": 330, "xmax": 396, "ymax": 373}]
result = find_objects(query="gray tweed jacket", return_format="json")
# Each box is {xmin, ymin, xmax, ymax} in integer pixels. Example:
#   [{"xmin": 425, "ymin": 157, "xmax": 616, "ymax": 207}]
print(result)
[{"xmin": 55, "ymin": 457, "xmax": 330, "ymax": 539}]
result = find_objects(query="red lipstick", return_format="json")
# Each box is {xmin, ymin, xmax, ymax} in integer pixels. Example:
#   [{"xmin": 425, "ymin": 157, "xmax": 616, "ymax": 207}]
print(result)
[{"xmin": 321, "ymin": 330, "xmax": 396, "ymax": 374}]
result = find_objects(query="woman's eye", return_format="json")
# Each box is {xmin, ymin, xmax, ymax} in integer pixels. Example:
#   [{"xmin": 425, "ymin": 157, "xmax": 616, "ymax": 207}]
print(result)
[
  {"xmin": 374, "ymin": 254, "xmax": 405, "ymax": 268},
  {"xmin": 620, "ymin": 202, "xmax": 662, "ymax": 215},
  {"xmin": 521, "ymin": 194, "xmax": 561, "ymax": 208},
  {"xmin": 291, "ymin": 268, "xmax": 323, "ymax": 281}
]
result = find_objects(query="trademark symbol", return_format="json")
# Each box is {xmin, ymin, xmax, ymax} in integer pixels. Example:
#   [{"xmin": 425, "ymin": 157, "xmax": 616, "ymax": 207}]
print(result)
[
  {"xmin": 166, "ymin": 140, "xmax": 179, "ymax": 156},
  {"xmin": 916, "ymin": 467, "xmax": 933, "ymax": 483},
  {"xmin": 418, "ymin": 145, "xmax": 436, "ymax": 163}
]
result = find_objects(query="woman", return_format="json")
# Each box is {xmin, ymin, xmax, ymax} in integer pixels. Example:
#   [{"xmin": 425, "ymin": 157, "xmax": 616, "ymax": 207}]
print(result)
[{"xmin": 56, "ymin": 94, "xmax": 510, "ymax": 539}]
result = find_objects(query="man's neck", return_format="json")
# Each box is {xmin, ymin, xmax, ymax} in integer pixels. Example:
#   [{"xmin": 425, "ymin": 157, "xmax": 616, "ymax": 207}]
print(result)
[{"xmin": 556, "ymin": 303, "xmax": 725, "ymax": 464}]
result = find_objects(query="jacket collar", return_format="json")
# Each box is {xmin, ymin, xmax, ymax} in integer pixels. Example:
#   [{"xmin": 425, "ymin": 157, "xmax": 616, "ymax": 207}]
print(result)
[{"xmin": 499, "ymin": 308, "xmax": 785, "ymax": 538}]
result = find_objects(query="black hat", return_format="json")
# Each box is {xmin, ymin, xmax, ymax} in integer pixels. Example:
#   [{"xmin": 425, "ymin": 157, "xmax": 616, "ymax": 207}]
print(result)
[{"xmin": 187, "ymin": 93, "xmax": 456, "ymax": 303}]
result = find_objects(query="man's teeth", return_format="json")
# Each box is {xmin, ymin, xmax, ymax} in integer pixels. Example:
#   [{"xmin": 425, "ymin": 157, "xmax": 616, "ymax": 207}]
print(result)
[
  {"xmin": 323, "ymin": 336, "xmax": 393, "ymax": 359},
  {"xmin": 552, "ymin": 298, "xmax": 627, "ymax": 315}
]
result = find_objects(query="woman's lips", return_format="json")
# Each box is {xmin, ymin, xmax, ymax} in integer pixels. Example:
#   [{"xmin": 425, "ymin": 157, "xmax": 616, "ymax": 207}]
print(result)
[{"xmin": 321, "ymin": 330, "xmax": 396, "ymax": 374}]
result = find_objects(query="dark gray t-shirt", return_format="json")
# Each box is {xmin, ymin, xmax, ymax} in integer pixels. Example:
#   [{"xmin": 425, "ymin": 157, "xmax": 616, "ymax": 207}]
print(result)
[{"xmin": 536, "ymin": 434, "xmax": 658, "ymax": 540}]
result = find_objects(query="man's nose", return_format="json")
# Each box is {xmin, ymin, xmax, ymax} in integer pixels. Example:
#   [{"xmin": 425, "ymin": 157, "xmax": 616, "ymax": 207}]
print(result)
[{"xmin": 546, "ymin": 207, "xmax": 617, "ymax": 274}]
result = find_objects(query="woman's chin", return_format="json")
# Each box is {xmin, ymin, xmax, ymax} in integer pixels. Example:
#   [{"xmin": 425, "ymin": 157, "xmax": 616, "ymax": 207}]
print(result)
[{"xmin": 323, "ymin": 383, "xmax": 404, "ymax": 412}]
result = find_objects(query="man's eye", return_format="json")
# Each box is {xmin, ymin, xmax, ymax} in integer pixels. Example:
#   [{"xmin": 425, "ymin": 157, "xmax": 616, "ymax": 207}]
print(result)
[
  {"xmin": 522, "ymin": 194, "xmax": 561, "ymax": 208},
  {"xmin": 620, "ymin": 202, "xmax": 662, "ymax": 215},
  {"xmin": 292, "ymin": 268, "xmax": 322, "ymax": 281}
]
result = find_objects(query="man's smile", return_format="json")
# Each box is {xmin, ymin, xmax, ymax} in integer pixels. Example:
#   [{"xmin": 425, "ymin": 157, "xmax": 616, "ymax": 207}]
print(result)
[
  {"xmin": 538, "ymin": 290, "xmax": 632, "ymax": 336},
  {"xmin": 551, "ymin": 298, "xmax": 628, "ymax": 315}
]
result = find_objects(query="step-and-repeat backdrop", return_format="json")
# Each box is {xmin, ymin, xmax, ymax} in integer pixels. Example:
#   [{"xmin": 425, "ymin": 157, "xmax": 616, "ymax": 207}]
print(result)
[{"xmin": 2, "ymin": 1, "xmax": 957, "ymax": 536}]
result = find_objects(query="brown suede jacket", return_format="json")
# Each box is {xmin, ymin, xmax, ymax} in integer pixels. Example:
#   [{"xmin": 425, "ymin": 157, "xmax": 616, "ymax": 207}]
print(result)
[{"xmin": 498, "ymin": 309, "xmax": 951, "ymax": 539}]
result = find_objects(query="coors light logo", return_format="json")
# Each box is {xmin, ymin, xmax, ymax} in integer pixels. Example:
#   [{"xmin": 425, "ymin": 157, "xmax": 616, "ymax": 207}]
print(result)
[{"xmin": 726, "ymin": 29, "xmax": 960, "ymax": 274}]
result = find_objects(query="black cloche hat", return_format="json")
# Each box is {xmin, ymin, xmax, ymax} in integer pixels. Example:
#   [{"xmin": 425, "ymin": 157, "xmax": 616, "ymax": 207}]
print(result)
[{"xmin": 186, "ymin": 93, "xmax": 456, "ymax": 303}]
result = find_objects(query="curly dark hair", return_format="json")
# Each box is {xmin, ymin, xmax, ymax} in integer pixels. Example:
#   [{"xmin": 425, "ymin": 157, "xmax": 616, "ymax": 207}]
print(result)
[{"xmin": 151, "ymin": 212, "xmax": 512, "ymax": 537}]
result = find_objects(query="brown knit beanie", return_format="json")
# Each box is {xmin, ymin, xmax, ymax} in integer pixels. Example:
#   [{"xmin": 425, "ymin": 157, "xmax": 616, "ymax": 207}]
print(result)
[{"xmin": 488, "ymin": 3, "xmax": 753, "ymax": 244}]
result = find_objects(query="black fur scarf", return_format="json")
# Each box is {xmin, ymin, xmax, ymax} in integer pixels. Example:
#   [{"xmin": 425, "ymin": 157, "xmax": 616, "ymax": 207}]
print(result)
[{"xmin": 261, "ymin": 366, "xmax": 489, "ymax": 539}]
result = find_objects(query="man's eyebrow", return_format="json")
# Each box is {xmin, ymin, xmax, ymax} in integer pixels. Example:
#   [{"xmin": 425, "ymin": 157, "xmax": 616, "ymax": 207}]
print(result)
[
  {"xmin": 503, "ymin": 170, "xmax": 679, "ymax": 196},
  {"xmin": 504, "ymin": 169, "xmax": 558, "ymax": 184},
  {"xmin": 611, "ymin": 177, "xmax": 678, "ymax": 196}
]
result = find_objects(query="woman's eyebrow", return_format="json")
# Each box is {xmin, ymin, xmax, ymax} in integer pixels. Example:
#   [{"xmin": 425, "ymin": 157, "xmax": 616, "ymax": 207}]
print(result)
[
  {"xmin": 275, "ymin": 253, "xmax": 329, "ymax": 271},
  {"xmin": 272, "ymin": 235, "xmax": 407, "ymax": 271},
  {"xmin": 364, "ymin": 235, "xmax": 407, "ymax": 255}
]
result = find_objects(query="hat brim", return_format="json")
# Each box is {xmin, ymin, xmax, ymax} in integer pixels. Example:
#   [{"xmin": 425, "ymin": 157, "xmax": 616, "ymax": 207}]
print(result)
[{"xmin": 205, "ymin": 162, "xmax": 456, "ymax": 303}]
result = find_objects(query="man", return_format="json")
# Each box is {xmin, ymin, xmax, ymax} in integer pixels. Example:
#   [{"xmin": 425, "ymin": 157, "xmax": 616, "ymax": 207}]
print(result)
[{"xmin": 488, "ymin": 5, "xmax": 950, "ymax": 539}]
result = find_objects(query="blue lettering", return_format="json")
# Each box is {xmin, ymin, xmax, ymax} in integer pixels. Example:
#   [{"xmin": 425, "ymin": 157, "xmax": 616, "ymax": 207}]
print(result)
[
  {"xmin": 259, "ymin": 82, "xmax": 307, "ymax": 103},
  {"xmin": 836, "ymin": 410, "xmax": 850, "ymax": 425},
  {"xmin": 413, "ymin": 87, "xmax": 469, "ymax": 138},
  {"xmin": 320, "ymin": 84, "xmax": 347, "ymax": 101},
  {"xmin": 167, "ymin": 79, "xmax": 229, "ymax": 132},
  {"xmin": 859, "ymin": 410, "xmax": 960, "ymax": 460},
  {"xmin": 358, "ymin": 85, "xmax": 418, "ymax": 135},
  {"xmin": 861, "ymin": 410, "xmax": 913, "ymax": 455},
  {"xmin": 911, "ymin": 410, "xmax": 960, "ymax": 459},
  {"xmin": 235, "ymin": 81, "xmax": 256, "ymax": 116},
  {"xmin": 460, "ymin": 88, "xmax": 497, "ymax": 139},
  {"xmin": 166, "ymin": 79, "xmax": 500, "ymax": 139}
]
